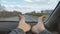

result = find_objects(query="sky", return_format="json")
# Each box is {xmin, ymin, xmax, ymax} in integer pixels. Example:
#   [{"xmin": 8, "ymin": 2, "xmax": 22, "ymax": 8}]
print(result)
[{"xmin": 0, "ymin": 0, "xmax": 60, "ymax": 13}]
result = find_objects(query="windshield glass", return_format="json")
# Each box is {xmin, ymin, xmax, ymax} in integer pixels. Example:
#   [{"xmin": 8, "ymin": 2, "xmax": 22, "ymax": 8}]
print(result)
[{"xmin": 0, "ymin": 0, "xmax": 60, "ymax": 21}]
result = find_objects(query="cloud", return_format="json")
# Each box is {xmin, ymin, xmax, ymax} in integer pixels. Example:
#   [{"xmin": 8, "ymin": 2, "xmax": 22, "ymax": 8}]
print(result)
[
  {"xmin": 1, "ymin": 2, "xmax": 55, "ymax": 13},
  {"xmin": 1, "ymin": 0, "xmax": 7, "ymax": 3},
  {"xmin": 1, "ymin": 4, "xmax": 37, "ymax": 13},
  {"xmin": 34, "ymin": 0, "xmax": 40, "ymax": 2},
  {"xmin": 24, "ymin": 0, "xmax": 32, "ymax": 2},
  {"xmin": 0, "ymin": 0, "xmax": 59, "ymax": 13},
  {"xmin": 1, "ymin": 4, "xmax": 21, "ymax": 11}
]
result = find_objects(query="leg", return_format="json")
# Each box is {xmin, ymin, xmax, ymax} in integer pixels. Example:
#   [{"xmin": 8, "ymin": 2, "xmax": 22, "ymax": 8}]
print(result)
[
  {"xmin": 32, "ymin": 15, "xmax": 45, "ymax": 33},
  {"xmin": 17, "ymin": 15, "xmax": 31, "ymax": 32}
]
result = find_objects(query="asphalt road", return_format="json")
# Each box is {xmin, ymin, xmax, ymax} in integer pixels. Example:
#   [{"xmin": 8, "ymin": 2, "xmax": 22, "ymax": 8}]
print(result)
[
  {"xmin": 0, "ymin": 15, "xmax": 38, "ymax": 31},
  {"xmin": 0, "ymin": 15, "xmax": 38, "ymax": 22}
]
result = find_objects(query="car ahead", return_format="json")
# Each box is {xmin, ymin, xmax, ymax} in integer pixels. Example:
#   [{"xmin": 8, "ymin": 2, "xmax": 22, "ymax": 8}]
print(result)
[{"xmin": 0, "ymin": 1, "xmax": 60, "ymax": 34}]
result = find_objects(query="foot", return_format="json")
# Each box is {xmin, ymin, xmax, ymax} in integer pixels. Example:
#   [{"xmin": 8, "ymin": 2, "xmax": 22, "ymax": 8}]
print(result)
[
  {"xmin": 17, "ymin": 15, "xmax": 31, "ymax": 32},
  {"xmin": 32, "ymin": 15, "xmax": 45, "ymax": 33}
]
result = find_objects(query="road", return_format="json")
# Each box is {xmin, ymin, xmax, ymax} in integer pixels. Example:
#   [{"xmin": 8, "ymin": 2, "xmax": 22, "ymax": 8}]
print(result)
[
  {"xmin": 0, "ymin": 15, "xmax": 38, "ymax": 31},
  {"xmin": 0, "ymin": 15, "xmax": 38, "ymax": 22}
]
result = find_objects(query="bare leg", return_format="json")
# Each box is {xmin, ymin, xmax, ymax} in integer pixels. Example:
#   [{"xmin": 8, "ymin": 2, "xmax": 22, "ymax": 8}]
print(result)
[
  {"xmin": 17, "ymin": 15, "xmax": 31, "ymax": 32},
  {"xmin": 32, "ymin": 15, "xmax": 45, "ymax": 33}
]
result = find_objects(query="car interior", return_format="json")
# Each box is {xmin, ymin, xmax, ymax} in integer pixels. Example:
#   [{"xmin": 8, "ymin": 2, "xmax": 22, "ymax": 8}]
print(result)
[{"xmin": 0, "ymin": 1, "xmax": 60, "ymax": 34}]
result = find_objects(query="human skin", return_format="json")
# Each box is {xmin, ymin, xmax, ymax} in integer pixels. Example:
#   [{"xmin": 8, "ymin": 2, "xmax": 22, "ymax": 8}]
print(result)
[
  {"xmin": 17, "ymin": 15, "xmax": 45, "ymax": 33},
  {"xmin": 32, "ymin": 15, "xmax": 45, "ymax": 33},
  {"xmin": 17, "ymin": 15, "xmax": 31, "ymax": 32}
]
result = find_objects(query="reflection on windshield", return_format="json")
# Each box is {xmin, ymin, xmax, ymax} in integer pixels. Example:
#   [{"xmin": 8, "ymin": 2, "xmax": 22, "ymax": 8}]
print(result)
[{"xmin": 0, "ymin": 0, "xmax": 60, "ymax": 21}]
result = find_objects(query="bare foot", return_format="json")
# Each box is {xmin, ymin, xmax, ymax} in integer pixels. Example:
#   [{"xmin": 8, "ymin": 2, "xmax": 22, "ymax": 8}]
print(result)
[
  {"xmin": 32, "ymin": 15, "xmax": 45, "ymax": 33},
  {"xmin": 17, "ymin": 15, "xmax": 31, "ymax": 32}
]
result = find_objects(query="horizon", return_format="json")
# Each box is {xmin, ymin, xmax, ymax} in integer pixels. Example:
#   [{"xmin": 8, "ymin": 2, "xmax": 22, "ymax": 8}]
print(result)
[{"xmin": 0, "ymin": 0, "xmax": 60, "ymax": 13}]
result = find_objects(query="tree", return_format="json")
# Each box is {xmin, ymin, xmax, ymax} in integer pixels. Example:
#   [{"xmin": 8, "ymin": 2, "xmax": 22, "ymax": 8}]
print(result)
[
  {"xmin": 25, "ymin": 11, "xmax": 42, "ymax": 16},
  {"xmin": 41, "ymin": 10, "xmax": 43, "ymax": 13},
  {"xmin": 0, "ymin": 4, "xmax": 5, "ymax": 11},
  {"xmin": 13, "ymin": 11, "xmax": 22, "ymax": 15}
]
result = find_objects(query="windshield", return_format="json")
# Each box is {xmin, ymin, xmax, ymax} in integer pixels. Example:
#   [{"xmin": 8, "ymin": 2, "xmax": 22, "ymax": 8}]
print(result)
[{"xmin": 0, "ymin": 0, "xmax": 60, "ymax": 21}]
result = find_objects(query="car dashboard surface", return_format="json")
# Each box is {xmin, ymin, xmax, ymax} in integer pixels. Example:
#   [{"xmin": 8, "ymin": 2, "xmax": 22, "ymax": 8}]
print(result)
[{"xmin": 0, "ymin": 21, "xmax": 37, "ymax": 34}]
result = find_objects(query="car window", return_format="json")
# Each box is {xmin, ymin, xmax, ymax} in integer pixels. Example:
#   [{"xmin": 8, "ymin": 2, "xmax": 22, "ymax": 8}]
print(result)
[{"xmin": 0, "ymin": 0, "xmax": 60, "ymax": 22}]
